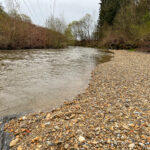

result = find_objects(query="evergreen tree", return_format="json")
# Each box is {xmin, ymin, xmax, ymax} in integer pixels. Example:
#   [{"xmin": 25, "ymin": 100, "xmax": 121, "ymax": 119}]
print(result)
[
  {"xmin": 97, "ymin": 0, "xmax": 129, "ymax": 29},
  {"xmin": 96, "ymin": 0, "xmax": 150, "ymax": 49}
]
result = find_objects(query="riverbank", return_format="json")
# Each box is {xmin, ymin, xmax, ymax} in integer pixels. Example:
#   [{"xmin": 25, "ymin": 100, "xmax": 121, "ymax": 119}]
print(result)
[{"xmin": 4, "ymin": 50, "xmax": 150, "ymax": 149}]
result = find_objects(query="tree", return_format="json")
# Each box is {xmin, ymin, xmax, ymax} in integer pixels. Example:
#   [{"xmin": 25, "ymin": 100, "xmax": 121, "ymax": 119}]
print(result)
[
  {"xmin": 46, "ymin": 15, "xmax": 66, "ymax": 34},
  {"xmin": 97, "ymin": 0, "xmax": 126, "ymax": 29},
  {"xmin": 80, "ymin": 14, "xmax": 93, "ymax": 40},
  {"xmin": 69, "ymin": 14, "xmax": 94, "ymax": 41},
  {"xmin": 96, "ymin": 0, "xmax": 150, "ymax": 49},
  {"xmin": 0, "ymin": 4, "xmax": 4, "ymax": 13},
  {"xmin": 0, "ymin": 3, "xmax": 67, "ymax": 49},
  {"xmin": 64, "ymin": 24, "xmax": 75, "ymax": 45},
  {"xmin": 20, "ymin": 14, "xmax": 32, "ymax": 23},
  {"xmin": 5, "ymin": 0, "xmax": 20, "ymax": 14}
]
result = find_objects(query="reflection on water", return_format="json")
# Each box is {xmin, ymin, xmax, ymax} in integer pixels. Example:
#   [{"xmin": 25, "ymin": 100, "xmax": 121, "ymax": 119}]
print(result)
[{"xmin": 0, "ymin": 47, "xmax": 109, "ymax": 116}]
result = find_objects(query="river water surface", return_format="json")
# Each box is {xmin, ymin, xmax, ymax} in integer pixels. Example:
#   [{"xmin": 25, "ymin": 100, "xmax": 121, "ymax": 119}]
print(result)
[{"xmin": 0, "ymin": 47, "xmax": 109, "ymax": 117}]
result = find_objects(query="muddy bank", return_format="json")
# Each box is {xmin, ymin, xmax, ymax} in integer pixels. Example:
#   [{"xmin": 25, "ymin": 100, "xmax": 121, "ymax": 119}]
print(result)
[{"xmin": 3, "ymin": 50, "xmax": 150, "ymax": 149}]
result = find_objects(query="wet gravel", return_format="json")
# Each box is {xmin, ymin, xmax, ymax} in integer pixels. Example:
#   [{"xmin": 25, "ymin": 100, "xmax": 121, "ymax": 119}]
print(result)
[
  {"xmin": 3, "ymin": 50, "xmax": 150, "ymax": 150},
  {"xmin": 0, "ymin": 114, "xmax": 20, "ymax": 150}
]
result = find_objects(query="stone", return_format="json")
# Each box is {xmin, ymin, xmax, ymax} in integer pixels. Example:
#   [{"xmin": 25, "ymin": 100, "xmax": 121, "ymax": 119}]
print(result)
[
  {"xmin": 79, "ymin": 136, "xmax": 85, "ymax": 143},
  {"xmin": 46, "ymin": 113, "xmax": 51, "ymax": 120},
  {"xmin": 134, "ymin": 112, "xmax": 140, "ymax": 115},
  {"xmin": 22, "ymin": 116, "xmax": 27, "ymax": 120},
  {"xmin": 128, "ymin": 143, "xmax": 135, "ymax": 149},
  {"xmin": 139, "ymin": 143, "xmax": 145, "ymax": 147},
  {"xmin": 125, "ymin": 103, "xmax": 130, "ymax": 107},
  {"xmin": 41, "ymin": 124, "xmax": 45, "ymax": 128},
  {"xmin": 95, "ymin": 127, "xmax": 100, "ymax": 131},
  {"xmin": 17, "ymin": 146, "xmax": 23, "ymax": 150},
  {"xmin": 45, "ymin": 122, "xmax": 50, "ymax": 126},
  {"xmin": 110, "ymin": 126, "xmax": 114, "ymax": 131},
  {"xmin": 64, "ymin": 144, "xmax": 69, "ymax": 149},
  {"xmin": 10, "ymin": 138, "xmax": 19, "ymax": 147},
  {"xmin": 91, "ymin": 141, "xmax": 99, "ymax": 144},
  {"xmin": 107, "ymin": 139, "xmax": 111, "ymax": 144},
  {"xmin": 37, "ymin": 145, "xmax": 42, "ymax": 148},
  {"xmin": 54, "ymin": 126, "xmax": 59, "ymax": 130},
  {"xmin": 128, "ymin": 123, "xmax": 134, "ymax": 127},
  {"xmin": 123, "ymin": 124, "xmax": 129, "ymax": 129},
  {"xmin": 47, "ymin": 141, "xmax": 55, "ymax": 146},
  {"xmin": 31, "ymin": 137, "xmax": 41, "ymax": 143}
]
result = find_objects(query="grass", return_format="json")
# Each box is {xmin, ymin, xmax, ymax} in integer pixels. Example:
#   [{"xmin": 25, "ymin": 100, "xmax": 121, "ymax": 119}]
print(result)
[{"xmin": 128, "ymin": 48, "xmax": 136, "ymax": 51}]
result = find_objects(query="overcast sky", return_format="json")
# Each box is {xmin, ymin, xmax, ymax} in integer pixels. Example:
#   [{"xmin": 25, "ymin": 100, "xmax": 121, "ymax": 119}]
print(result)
[{"xmin": 1, "ymin": 0, "xmax": 100, "ymax": 26}]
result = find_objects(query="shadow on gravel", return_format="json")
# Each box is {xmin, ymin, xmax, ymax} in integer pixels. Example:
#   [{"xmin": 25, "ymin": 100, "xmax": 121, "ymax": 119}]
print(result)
[{"xmin": 0, "ymin": 114, "xmax": 21, "ymax": 150}]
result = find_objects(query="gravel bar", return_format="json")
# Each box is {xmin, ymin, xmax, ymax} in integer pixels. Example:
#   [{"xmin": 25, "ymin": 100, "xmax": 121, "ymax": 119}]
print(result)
[{"xmin": 4, "ymin": 50, "xmax": 150, "ymax": 150}]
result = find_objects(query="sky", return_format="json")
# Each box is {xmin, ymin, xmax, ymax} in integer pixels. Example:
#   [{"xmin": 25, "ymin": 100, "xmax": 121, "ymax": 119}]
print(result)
[{"xmin": 1, "ymin": 0, "xmax": 100, "ymax": 26}]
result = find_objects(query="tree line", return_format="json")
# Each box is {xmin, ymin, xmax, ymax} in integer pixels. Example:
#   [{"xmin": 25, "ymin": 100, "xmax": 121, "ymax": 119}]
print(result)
[
  {"xmin": 96, "ymin": 0, "xmax": 150, "ymax": 50},
  {"xmin": 0, "ymin": 5, "xmax": 67, "ymax": 49},
  {"xmin": 62, "ymin": 0, "xmax": 150, "ymax": 50},
  {"xmin": 1, "ymin": 0, "xmax": 150, "ymax": 50},
  {"xmin": 46, "ymin": 13, "xmax": 96, "ymax": 47}
]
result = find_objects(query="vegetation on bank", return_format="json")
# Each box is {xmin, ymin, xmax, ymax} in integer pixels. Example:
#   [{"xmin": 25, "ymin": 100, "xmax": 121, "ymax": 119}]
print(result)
[
  {"xmin": 96, "ymin": 0, "xmax": 150, "ymax": 51},
  {"xmin": 64, "ymin": 0, "xmax": 150, "ymax": 51},
  {"xmin": 0, "ymin": 5, "xmax": 67, "ymax": 49},
  {"xmin": 1, "ymin": 0, "xmax": 150, "ymax": 51}
]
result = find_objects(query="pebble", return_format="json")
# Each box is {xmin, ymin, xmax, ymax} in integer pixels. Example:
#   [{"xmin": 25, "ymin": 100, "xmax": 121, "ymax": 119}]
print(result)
[
  {"xmin": 79, "ymin": 136, "xmax": 86, "ymax": 143},
  {"xmin": 10, "ymin": 138, "xmax": 19, "ymax": 147},
  {"xmin": 4, "ymin": 51, "xmax": 150, "ymax": 149},
  {"xmin": 46, "ymin": 113, "xmax": 51, "ymax": 120},
  {"xmin": 139, "ymin": 143, "xmax": 145, "ymax": 147},
  {"xmin": 54, "ymin": 126, "xmax": 59, "ymax": 130},
  {"xmin": 128, "ymin": 143, "xmax": 135, "ymax": 149},
  {"xmin": 47, "ymin": 141, "xmax": 55, "ymax": 146},
  {"xmin": 45, "ymin": 122, "xmax": 50, "ymax": 126},
  {"xmin": 64, "ymin": 144, "xmax": 69, "ymax": 149},
  {"xmin": 17, "ymin": 146, "xmax": 23, "ymax": 150},
  {"xmin": 95, "ymin": 127, "xmax": 100, "ymax": 131},
  {"xmin": 22, "ymin": 116, "xmax": 27, "ymax": 120}
]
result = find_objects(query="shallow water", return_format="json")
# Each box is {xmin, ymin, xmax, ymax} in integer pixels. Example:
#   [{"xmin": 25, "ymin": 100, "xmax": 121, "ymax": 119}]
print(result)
[{"xmin": 0, "ymin": 47, "xmax": 109, "ymax": 116}]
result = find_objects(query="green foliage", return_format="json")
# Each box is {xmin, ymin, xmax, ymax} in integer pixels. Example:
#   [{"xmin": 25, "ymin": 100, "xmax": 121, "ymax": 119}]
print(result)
[
  {"xmin": 98, "ymin": 0, "xmax": 123, "ymax": 29},
  {"xmin": 0, "ymin": 5, "xmax": 3, "ymax": 13},
  {"xmin": 68, "ymin": 14, "xmax": 93, "ymax": 41},
  {"xmin": 64, "ymin": 24, "xmax": 75, "ymax": 45},
  {"xmin": 97, "ymin": 0, "xmax": 150, "ymax": 50}
]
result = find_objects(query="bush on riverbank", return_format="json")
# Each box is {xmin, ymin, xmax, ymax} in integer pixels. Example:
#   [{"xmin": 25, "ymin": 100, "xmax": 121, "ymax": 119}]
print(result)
[{"xmin": 0, "ymin": 6, "xmax": 67, "ymax": 50}]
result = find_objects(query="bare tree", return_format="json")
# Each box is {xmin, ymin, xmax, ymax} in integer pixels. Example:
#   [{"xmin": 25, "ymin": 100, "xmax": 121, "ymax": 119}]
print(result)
[
  {"xmin": 69, "ymin": 14, "xmax": 94, "ymax": 41},
  {"xmin": 5, "ymin": 0, "xmax": 20, "ymax": 14},
  {"xmin": 21, "ymin": 14, "xmax": 32, "ymax": 23},
  {"xmin": 46, "ymin": 15, "xmax": 66, "ymax": 34}
]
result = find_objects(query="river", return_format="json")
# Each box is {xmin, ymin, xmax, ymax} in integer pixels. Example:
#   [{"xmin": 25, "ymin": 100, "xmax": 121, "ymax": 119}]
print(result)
[{"xmin": 0, "ymin": 47, "xmax": 110, "ymax": 117}]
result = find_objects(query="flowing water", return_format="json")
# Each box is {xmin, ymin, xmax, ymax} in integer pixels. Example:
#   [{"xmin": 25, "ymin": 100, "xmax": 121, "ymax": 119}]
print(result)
[{"xmin": 0, "ymin": 47, "xmax": 110, "ymax": 117}]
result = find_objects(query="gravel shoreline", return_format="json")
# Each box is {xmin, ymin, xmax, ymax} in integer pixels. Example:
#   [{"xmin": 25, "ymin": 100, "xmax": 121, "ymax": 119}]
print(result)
[{"xmin": 3, "ymin": 50, "xmax": 150, "ymax": 150}]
